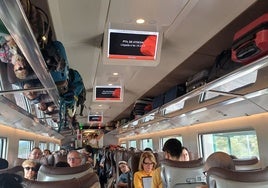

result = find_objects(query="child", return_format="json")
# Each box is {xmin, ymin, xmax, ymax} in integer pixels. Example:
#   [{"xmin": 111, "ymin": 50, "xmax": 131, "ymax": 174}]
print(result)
[{"xmin": 118, "ymin": 161, "xmax": 132, "ymax": 188}]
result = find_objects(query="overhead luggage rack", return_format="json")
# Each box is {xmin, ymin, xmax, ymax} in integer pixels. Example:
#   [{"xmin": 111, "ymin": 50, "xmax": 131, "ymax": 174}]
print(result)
[
  {"xmin": 115, "ymin": 55, "xmax": 268, "ymax": 136},
  {"xmin": 0, "ymin": 0, "xmax": 59, "ymax": 105}
]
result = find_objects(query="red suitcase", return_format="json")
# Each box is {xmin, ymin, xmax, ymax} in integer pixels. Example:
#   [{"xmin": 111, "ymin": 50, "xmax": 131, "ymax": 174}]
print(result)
[{"xmin": 232, "ymin": 13, "xmax": 268, "ymax": 64}]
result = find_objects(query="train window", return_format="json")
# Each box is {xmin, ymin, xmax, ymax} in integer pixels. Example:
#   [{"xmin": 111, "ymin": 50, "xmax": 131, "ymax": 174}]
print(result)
[
  {"xmin": 49, "ymin": 143, "xmax": 55, "ymax": 152},
  {"xmin": 12, "ymin": 84, "xmax": 31, "ymax": 112},
  {"xmin": 39, "ymin": 142, "xmax": 47, "ymax": 151},
  {"xmin": 141, "ymin": 138, "xmax": 153, "ymax": 150},
  {"xmin": 200, "ymin": 130, "xmax": 259, "ymax": 159},
  {"xmin": 18, "ymin": 139, "xmax": 34, "ymax": 158},
  {"xmin": 129, "ymin": 140, "xmax": 137, "ymax": 149},
  {"xmin": 0, "ymin": 137, "xmax": 7, "ymax": 158},
  {"xmin": 160, "ymin": 136, "xmax": 183, "ymax": 150},
  {"xmin": 55, "ymin": 144, "xmax": 60, "ymax": 151},
  {"xmin": 201, "ymin": 71, "xmax": 257, "ymax": 101},
  {"xmin": 121, "ymin": 143, "xmax": 127, "ymax": 148}
]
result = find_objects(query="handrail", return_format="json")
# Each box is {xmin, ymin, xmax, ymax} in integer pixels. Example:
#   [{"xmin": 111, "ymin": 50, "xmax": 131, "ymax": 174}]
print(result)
[{"xmin": 0, "ymin": 0, "xmax": 59, "ymax": 106}]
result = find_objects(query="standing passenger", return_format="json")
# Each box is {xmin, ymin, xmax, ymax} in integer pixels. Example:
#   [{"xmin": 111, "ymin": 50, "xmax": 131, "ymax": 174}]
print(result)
[
  {"xmin": 151, "ymin": 138, "xmax": 183, "ymax": 188},
  {"xmin": 67, "ymin": 150, "xmax": 82, "ymax": 167},
  {"xmin": 134, "ymin": 151, "xmax": 157, "ymax": 188}
]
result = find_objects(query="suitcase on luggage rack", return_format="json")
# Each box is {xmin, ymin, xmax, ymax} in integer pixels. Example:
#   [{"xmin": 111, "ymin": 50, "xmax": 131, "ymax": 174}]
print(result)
[{"xmin": 232, "ymin": 13, "xmax": 268, "ymax": 64}]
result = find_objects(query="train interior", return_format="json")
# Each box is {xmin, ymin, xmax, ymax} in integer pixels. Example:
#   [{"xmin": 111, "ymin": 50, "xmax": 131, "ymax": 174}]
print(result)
[{"xmin": 1, "ymin": 0, "xmax": 268, "ymax": 187}]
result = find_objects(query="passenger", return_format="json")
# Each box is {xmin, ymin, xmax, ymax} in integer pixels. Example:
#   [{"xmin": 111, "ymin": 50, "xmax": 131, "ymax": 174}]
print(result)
[
  {"xmin": 22, "ymin": 159, "xmax": 38, "ymax": 180},
  {"xmin": 144, "ymin": 147, "xmax": 153, "ymax": 152},
  {"xmin": 0, "ymin": 158, "xmax": 9, "ymax": 169},
  {"xmin": 12, "ymin": 54, "xmax": 31, "ymax": 79},
  {"xmin": 55, "ymin": 161, "xmax": 70, "ymax": 167},
  {"xmin": 0, "ymin": 173, "xmax": 23, "ymax": 188},
  {"xmin": 43, "ymin": 149, "xmax": 51, "ymax": 157},
  {"xmin": 117, "ymin": 161, "xmax": 133, "ymax": 188},
  {"xmin": 133, "ymin": 151, "xmax": 157, "ymax": 188},
  {"xmin": 28, "ymin": 147, "xmax": 48, "ymax": 168},
  {"xmin": 28, "ymin": 147, "xmax": 43, "ymax": 160},
  {"xmin": 67, "ymin": 150, "xmax": 83, "ymax": 167},
  {"xmin": 179, "ymin": 146, "xmax": 190, "ymax": 161},
  {"xmin": 152, "ymin": 138, "xmax": 183, "ymax": 188}
]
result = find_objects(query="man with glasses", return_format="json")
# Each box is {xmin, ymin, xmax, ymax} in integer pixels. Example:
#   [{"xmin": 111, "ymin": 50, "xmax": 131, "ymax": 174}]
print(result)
[{"xmin": 67, "ymin": 150, "xmax": 83, "ymax": 167}]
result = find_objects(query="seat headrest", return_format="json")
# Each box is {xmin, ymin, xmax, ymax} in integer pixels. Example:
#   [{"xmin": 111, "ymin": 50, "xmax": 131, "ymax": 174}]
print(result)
[
  {"xmin": 207, "ymin": 167, "xmax": 268, "ymax": 182},
  {"xmin": 161, "ymin": 158, "xmax": 204, "ymax": 168},
  {"xmin": 233, "ymin": 156, "xmax": 259, "ymax": 165},
  {"xmin": 38, "ymin": 163, "xmax": 91, "ymax": 175}
]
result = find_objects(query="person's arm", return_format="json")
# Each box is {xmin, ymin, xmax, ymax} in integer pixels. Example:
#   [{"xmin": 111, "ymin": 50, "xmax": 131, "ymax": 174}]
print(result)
[
  {"xmin": 133, "ymin": 172, "xmax": 143, "ymax": 188},
  {"xmin": 151, "ymin": 167, "xmax": 162, "ymax": 188}
]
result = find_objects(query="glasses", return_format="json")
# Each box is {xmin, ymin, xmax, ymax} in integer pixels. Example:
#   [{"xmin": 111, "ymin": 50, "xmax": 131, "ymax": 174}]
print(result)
[
  {"xmin": 143, "ymin": 162, "xmax": 153, "ymax": 165},
  {"xmin": 24, "ymin": 167, "xmax": 36, "ymax": 171},
  {"xmin": 68, "ymin": 157, "xmax": 81, "ymax": 161}
]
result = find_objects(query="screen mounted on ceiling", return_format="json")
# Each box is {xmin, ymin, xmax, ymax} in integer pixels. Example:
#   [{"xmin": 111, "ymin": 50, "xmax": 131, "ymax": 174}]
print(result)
[{"xmin": 108, "ymin": 29, "xmax": 159, "ymax": 60}]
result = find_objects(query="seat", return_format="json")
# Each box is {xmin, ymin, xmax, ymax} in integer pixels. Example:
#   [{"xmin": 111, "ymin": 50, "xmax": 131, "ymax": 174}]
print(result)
[
  {"xmin": 207, "ymin": 167, "xmax": 268, "ymax": 188},
  {"xmin": 13, "ymin": 158, "xmax": 26, "ymax": 167},
  {"xmin": 0, "ymin": 165, "xmax": 24, "ymax": 177},
  {"xmin": 160, "ymin": 158, "xmax": 206, "ymax": 188},
  {"xmin": 0, "ymin": 158, "xmax": 9, "ymax": 169},
  {"xmin": 37, "ymin": 163, "xmax": 93, "ymax": 181},
  {"xmin": 233, "ymin": 156, "xmax": 261, "ymax": 171},
  {"xmin": 23, "ymin": 172, "xmax": 100, "ymax": 188}
]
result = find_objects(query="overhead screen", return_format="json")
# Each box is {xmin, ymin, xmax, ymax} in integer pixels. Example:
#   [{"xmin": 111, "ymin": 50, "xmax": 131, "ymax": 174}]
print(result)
[
  {"xmin": 108, "ymin": 29, "xmax": 158, "ymax": 60},
  {"xmin": 103, "ymin": 24, "xmax": 163, "ymax": 66}
]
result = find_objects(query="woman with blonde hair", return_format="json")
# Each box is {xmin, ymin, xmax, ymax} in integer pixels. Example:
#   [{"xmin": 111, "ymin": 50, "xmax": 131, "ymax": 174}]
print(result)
[
  {"xmin": 22, "ymin": 159, "xmax": 37, "ymax": 180},
  {"xmin": 133, "ymin": 151, "xmax": 157, "ymax": 188}
]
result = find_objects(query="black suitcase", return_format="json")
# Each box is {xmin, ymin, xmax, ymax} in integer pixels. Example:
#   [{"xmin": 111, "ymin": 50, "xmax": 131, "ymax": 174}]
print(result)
[{"xmin": 208, "ymin": 49, "xmax": 243, "ymax": 82}]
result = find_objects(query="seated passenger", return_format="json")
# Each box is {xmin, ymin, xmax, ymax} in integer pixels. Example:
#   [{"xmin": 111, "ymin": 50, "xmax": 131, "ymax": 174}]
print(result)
[
  {"xmin": 118, "ymin": 161, "xmax": 133, "ymax": 188},
  {"xmin": 179, "ymin": 146, "xmax": 190, "ymax": 161},
  {"xmin": 133, "ymin": 151, "xmax": 157, "ymax": 188},
  {"xmin": 0, "ymin": 173, "xmax": 23, "ymax": 188},
  {"xmin": 28, "ymin": 147, "xmax": 48, "ymax": 168},
  {"xmin": 43, "ymin": 149, "xmax": 51, "ymax": 157},
  {"xmin": 67, "ymin": 150, "xmax": 83, "ymax": 167},
  {"xmin": 144, "ymin": 148, "xmax": 153, "ymax": 152},
  {"xmin": 22, "ymin": 159, "xmax": 38, "ymax": 180},
  {"xmin": 152, "ymin": 138, "xmax": 183, "ymax": 188}
]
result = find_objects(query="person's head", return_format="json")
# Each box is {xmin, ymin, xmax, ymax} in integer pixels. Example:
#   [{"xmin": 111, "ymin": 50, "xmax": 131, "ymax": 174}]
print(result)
[
  {"xmin": 204, "ymin": 151, "xmax": 235, "ymax": 172},
  {"xmin": 118, "ymin": 161, "xmax": 130, "ymax": 174},
  {"xmin": 0, "ymin": 173, "xmax": 23, "ymax": 188},
  {"xmin": 138, "ymin": 151, "xmax": 157, "ymax": 173},
  {"xmin": 59, "ymin": 148, "xmax": 67, "ymax": 155},
  {"xmin": 12, "ymin": 54, "xmax": 30, "ymax": 79},
  {"xmin": 162, "ymin": 138, "xmax": 182, "ymax": 161},
  {"xmin": 23, "ymin": 83, "xmax": 38, "ymax": 100},
  {"xmin": 22, "ymin": 159, "xmax": 37, "ymax": 180},
  {"xmin": 0, "ymin": 158, "xmax": 9, "ymax": 169},
  {"xmin": 179, "ymin": 147, "xmax": 190, "ymax": 161},
  {"xmin": 55, "ymin": 161, "xmax": 70, "ymax": 167},
  {"xmin": 28, "ymin": 147, "xmax": 42, "ymax": 160},
  {"xmin": 144, "ymin": 147, "xmax": 153, "ymax": 152},
  {"xmin": 43, "ymin": 149, "xmax": 51, "ymax": 156},
  {"xmin": 67, "ymin": 150, "xmax": 82, "ymax": 167}
]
